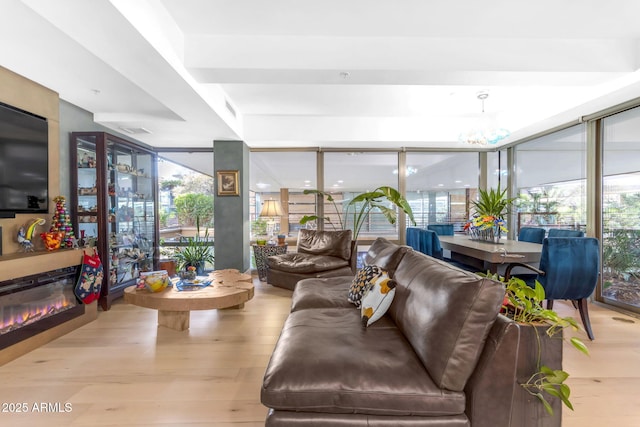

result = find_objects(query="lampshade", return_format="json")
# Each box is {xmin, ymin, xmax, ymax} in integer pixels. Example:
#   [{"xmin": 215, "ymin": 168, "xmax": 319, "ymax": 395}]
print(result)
[{"xmin": 260, "ymin": 200, "xmax": 283, "ymax": 217}]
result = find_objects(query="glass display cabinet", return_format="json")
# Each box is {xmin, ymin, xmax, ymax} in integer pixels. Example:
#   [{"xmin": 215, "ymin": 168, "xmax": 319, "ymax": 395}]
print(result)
[{"xmin": 70, "ymin": 132, "xmax": 158, "ymax": 310}]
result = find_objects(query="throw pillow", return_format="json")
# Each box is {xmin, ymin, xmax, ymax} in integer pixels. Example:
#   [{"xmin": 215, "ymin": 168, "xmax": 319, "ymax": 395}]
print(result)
[
  {"xmin": 361, "ymin": 275, "xmax": 397, "ymax": 327},
  {"xmin": 348, "ymin": 264, "xmax": 384, "ymax": 308}
]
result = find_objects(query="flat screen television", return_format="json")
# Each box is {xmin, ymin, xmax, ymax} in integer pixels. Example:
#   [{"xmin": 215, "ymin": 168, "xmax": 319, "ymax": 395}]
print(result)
[{"xmin": 0, "ymin": 102, "xmax": 49, "ymax": 215}]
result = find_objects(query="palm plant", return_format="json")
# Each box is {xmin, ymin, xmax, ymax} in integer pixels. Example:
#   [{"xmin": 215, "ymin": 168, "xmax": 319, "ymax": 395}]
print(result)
[{"xmin": 300, "ymin": 186, "xmax": 416, "ymax": 241}]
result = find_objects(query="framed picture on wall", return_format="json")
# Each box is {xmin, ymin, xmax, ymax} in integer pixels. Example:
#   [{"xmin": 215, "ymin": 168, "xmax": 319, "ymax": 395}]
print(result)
[{"xmin": 217, "ymin": 170, "xmax": 239, "ymax": 196}]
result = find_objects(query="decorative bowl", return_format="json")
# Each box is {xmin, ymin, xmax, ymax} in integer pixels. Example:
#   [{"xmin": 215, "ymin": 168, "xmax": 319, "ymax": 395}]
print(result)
[
  {"xmin": 175, "ymin": 277, "xmax": 212, "ymax": 291},
  {"xmin": 41, "ymin": 232, "xmax": 63, "ymax": 251},
  {"xmin": 179, "ymin": 270, "xmax": 197, "ymax": 281},
  {"xmin": 140, "ymin": 270, "xmax": 170, "ymax": 292}
]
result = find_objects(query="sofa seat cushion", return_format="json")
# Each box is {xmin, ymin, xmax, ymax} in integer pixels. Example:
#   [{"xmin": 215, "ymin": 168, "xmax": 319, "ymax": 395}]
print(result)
[
  {"xmin": 262, "ymin": 308, "xmax": 466, "ymax": 417},
  {"xmin": 267, "ymin": 253, "xmax": 349, "ymax": 274},
  {"xmin": 266, "ymin": 410, "xmax": 469, "ymax": 426},
  {"xmin": 290, "ymin": 276, "xmax": 354, "ymax": 311}
]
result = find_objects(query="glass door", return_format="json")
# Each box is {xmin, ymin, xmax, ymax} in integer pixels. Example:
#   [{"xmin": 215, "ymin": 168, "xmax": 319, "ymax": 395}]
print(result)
[
  {"xmin": 601, "ymin": 108, "xmax": 640, "ymax": 313},
  {"xmin": 107, "ymin": 139, "xmax": 156, "ymax": 289}
]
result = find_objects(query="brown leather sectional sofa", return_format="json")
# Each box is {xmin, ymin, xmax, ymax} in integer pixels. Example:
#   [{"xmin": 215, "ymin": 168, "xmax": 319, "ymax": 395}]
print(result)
[{"xmin": 261, "ymin": 237, "xmax": 521, "ymax": 427}]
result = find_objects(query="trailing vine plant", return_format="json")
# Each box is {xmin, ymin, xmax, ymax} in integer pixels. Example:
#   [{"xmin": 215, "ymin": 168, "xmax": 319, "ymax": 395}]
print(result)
[{"xmin": 485, "ymin": 273, "xmax": 590, "ymax": 415}]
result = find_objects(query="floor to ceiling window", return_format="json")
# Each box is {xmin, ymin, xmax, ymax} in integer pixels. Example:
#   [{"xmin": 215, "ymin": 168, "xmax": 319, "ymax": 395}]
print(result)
[
  {"xmin": 601, "ymin": 108, "xmax": 640, "ymax": 311},
  {"xmin": 249, "ymin": 151, "xmax": 317, "ymax": 240},
  {"xmin": 156, "ymin": 152, "xmax": 215, "ymax": 270},
  {"xmin": 405, "ymin": 152, "xmax": 479, "ymax": 231},
  {"xmin": 513, "ymin": 125, "xmax": 587, "ymax": 236},
  {"xmin": 487, "ymin": 150, "xmax": 508, "ymax": 190},
  {"xmin": 323, "ymin": 152, "xmax": 399, "ymax": 240}
]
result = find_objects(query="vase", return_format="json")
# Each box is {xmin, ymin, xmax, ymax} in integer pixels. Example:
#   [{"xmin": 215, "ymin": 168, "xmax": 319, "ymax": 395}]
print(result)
[
  {"xmin": 469, "ymin": 227, "xmax": 502, "ymax": 244},
  {"xmin": 180, "ymin": 270, "xmax": 197, "ymax": 281}
]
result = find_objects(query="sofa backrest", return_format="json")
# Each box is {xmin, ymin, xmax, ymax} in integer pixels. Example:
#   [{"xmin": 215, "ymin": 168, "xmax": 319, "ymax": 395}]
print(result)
[
  {"xmin": 387, "ymin": 251, "xmax": 505, "ymax": 392},
  {"xmin": 363, "ymin": 237, "xmax": 412, "ymax": 277},
  {"xmin": 297, "ymin": 229, "xmax": 353, "ymax": 261}
]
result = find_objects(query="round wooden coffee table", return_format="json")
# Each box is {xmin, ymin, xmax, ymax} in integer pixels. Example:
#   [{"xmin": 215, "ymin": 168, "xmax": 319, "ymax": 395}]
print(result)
[{"xmin": 123, "ymin": 269, "xmax": 254, "ymax": 331}]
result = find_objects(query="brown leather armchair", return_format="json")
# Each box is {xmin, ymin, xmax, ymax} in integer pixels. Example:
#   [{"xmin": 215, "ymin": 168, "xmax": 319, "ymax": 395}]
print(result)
[{"xmin": 266, "ymin": 229, "xmax": 357, "ymax": 290}]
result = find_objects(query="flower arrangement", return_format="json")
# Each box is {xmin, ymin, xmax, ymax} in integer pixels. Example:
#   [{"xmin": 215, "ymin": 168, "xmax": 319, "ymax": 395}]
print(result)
[
  {"xmin": 465, "ymin": 186, "xmax": 514, "ymax": 243},
  {"xmin": 464, "ymin": 216, "xmax": 507, "ymax": 243}
]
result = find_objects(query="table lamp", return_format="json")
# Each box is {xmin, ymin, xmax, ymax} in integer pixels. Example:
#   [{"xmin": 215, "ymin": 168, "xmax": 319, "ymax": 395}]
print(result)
[{"xmin": 259, "ymin": 199, "xmax": 283, "ymax": 244}]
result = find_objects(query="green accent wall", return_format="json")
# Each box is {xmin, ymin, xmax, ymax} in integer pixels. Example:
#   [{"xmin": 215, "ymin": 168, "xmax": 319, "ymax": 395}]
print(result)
[{"xmin": 213, "ymin": 140, "xmax": 250, "ymax": 272}]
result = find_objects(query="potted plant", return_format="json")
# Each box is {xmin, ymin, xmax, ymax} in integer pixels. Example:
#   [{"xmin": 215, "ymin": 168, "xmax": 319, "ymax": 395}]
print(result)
[
  {"xmin": 464, "ymin": 185, "xmax": 515, "ymax": 243},
  {"xmin": 158, "ymin": 238, "xmax": 180, "ymax": 277},
  {"xmin": 300, "ymin": 186, "xmax": 416, "ymax": 241},
  {"xmin": 174, "ymin": 217, "xmax": 214, "ymax": 275},
  {"xmin": 487, "ymin": 273, "xmax": 589, "ymax": 426}
]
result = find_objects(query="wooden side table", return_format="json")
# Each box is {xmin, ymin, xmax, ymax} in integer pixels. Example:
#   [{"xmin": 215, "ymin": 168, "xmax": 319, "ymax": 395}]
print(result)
[{"xmin": 253, "ymin": 244, "xmax": 287, "ymax": 281}]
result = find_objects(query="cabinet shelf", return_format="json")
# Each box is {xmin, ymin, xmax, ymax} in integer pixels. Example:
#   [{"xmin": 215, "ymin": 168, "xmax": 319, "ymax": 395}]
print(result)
[{"xmin": 71, "ymin": 131, "xmax": 158, "ymax": 311}]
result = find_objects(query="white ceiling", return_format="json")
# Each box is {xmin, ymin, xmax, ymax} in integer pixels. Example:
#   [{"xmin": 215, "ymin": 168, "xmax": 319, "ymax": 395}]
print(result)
[{"xmin": 2, "ymin": 0, "xmax": 640, "ymax": 152}]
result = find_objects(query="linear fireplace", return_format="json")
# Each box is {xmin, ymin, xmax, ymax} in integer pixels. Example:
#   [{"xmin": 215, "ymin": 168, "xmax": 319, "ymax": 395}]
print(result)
[{"xmin": 0, "ymin": 266, "xmax": 84, "ymax": 350}]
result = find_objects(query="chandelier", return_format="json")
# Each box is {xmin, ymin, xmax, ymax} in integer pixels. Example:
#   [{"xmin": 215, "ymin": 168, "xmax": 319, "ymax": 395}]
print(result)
[{"xmin": 459, "ymin": 92, "xmax": 510, "ymax": 145}]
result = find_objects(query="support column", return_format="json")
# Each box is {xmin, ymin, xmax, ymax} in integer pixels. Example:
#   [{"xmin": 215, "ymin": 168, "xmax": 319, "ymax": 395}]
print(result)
[
  {"xmin": 280, "ymin": 188, "xmax": 289, "ymax": 235},
  {"xmin": 214, "ymin": 140, "xmax": 250, "ymax": 272}
]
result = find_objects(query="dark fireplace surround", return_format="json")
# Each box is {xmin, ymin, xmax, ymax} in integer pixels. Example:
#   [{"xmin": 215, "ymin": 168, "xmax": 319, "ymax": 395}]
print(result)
[{"xmin": 0, "ymin": 266, "xmax": 84, "ymax": 350}]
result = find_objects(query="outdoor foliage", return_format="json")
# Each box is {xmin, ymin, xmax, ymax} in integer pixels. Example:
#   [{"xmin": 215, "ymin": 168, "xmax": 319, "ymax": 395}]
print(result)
[
  {"xmin": 603, "ymin": 229, "xmax": 640, "ymax": 280},
  {"xmin": 174, "ymin": 193, "xmax": 214, "ymax": 227}
]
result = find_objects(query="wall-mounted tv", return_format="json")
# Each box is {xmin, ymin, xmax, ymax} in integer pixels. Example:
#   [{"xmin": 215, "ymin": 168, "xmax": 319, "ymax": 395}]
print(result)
[{"xmin": 0, "ymin": 102, "xmax": 49, "ymax": 215}]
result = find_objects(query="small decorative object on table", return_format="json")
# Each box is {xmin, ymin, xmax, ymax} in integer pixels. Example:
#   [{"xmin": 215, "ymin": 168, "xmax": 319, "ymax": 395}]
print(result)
[
  {"xmin": 40, "ymin": 231, "xmax": 64, "ymax": 251},
  {"xmin": 17, "ymin": 218, "xmax": 45, "ymax": 252},
  {"xmin": 138, "ymin": 270, "xmax": 170, "ymax": 293},
  {"xmin": 175, "ymin": 276, "xmax": 212, "ymax": 291},
  {"xmin": 179, "ymin": 266, "xmax": 197, "ymax": 282},
  {"xmin": 49, "ymin": 196, "xmax": 76, "ymax": 248}
]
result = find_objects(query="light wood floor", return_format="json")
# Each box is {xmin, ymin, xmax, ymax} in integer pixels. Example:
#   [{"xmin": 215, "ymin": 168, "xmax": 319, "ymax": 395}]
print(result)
[{"xmin": 1, "ymin": 276, "xmax": 639, "ymax": 426}]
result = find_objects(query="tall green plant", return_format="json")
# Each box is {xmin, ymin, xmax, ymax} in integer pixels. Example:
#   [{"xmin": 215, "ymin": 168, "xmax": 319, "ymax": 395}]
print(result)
[
  {"xmin": 472, "ymin": 186, "xmax": 515, "ymax": 218},
  {"xmin": 300, "ymin": 186, "xmax": 416, "ymax": 240}
]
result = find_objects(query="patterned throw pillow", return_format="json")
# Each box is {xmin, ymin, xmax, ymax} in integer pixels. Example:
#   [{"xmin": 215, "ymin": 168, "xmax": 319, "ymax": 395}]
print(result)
[
  {"xmin": 361, "ymin": 275, "xmax": 397, "ymax": 327},
  {"xmin": 348, "ymin": 264, "xmax": 385, "ymax": 308}
]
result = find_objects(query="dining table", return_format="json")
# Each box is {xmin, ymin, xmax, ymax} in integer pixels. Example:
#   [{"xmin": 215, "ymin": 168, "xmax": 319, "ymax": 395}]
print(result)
[{"xmin": 438, "ymin": 235, "xmax": 543, "ymax": 274}]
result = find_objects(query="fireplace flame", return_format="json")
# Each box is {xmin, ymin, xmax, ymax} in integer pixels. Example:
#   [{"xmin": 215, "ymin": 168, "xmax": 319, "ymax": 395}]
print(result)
[{"xmin": 1, "ymin": 295, "xmax": 76, "ymax": 334}]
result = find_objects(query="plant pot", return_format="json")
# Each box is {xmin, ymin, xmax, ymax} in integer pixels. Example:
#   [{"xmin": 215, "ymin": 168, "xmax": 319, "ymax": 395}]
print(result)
[
  {"xmin": 158, "ymin": 258, "xmax": 177, "ymax": 277},
  {"xmin": 511, "ymin": 323, "xmax": 563, "ymax": 427}
]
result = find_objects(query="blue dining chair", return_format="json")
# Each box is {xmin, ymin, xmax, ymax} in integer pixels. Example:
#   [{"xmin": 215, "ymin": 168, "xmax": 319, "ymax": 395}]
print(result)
[
  {"xmin": 548, "ymin": 228, "xmax": 584, "ymax": 238},
  {"xmin": 505, "ymin": 237, "xmax": 600, "ymax": 340},
  {"xmin": 406, "ymin": 227, "xmax": 422, "ymax": 252},
  {"xmin": 427, "ymin": 224, "xmax": 454, "ymax": 236},
  {"xmin": 518, "ymin": 227, "xmax": 546, "ymax": 244},
  {"xmin": 406, "ymin": 228, "xmax": 443, "ymax": 259}
]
